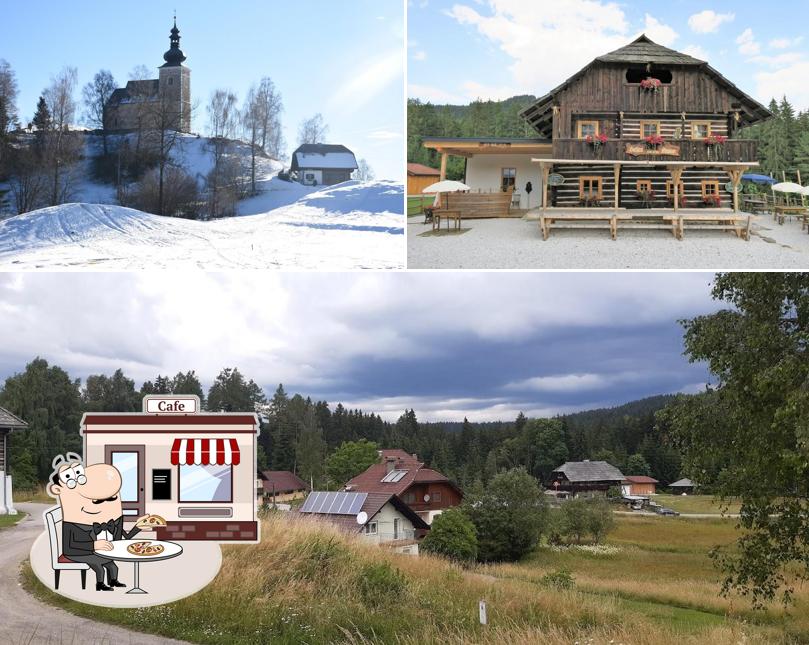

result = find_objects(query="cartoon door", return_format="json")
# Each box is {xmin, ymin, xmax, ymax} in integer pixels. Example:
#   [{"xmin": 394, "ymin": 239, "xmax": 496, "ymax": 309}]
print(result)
[{"xmin": 105, "ymin": 445, "xmax": 145, "ymax": 517}]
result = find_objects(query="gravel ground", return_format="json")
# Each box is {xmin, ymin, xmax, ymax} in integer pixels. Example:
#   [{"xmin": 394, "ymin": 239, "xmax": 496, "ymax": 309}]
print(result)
[{"xmin": 407, "ymin": 214, "xmax": 809, "ymax": 269}]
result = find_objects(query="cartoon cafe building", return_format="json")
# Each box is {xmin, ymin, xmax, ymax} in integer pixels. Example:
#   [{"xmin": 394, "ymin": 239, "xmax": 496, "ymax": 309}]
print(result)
[{"xmin": 80, "ymin": 395, "xmax": 259, "ymax": 542}]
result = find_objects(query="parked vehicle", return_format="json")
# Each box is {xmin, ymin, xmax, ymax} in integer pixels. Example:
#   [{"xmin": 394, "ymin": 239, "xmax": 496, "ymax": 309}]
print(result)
[{"xmin": 655, "ymin": 507, "xmax": 680, "ymax": 516}]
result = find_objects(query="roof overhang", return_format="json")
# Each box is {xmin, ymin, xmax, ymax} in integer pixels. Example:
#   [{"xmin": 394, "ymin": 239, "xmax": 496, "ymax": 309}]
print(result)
[
  {"xmin": 423, "ymin": 138, "xmax": 553, "ymax": 157},
  {"xmin": 532, "ymin": 158, "xmax": 757, "ymax": 168}
]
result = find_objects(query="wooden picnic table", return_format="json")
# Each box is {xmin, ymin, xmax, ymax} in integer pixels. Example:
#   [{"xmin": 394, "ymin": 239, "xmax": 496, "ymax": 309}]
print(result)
[
  {"xmin": 742, "ymin": 196, "xmax": 769, "ymax": 214},
  {"xmin": 432, "ymin": 209, "xmax": 462, "ymax": 232},
  {"xmin": 773, "ymin": 204, "xmax": 808, "ymax": 226}
]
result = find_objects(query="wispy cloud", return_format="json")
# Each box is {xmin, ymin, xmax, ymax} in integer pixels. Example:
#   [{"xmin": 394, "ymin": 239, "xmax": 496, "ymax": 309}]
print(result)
[
  {"xmin": 327, "ymin": 50, "xmax": 402, "ymax": 113},
  {"xmin": 687, "ymin": 10, "xmax": 734, "ymax": 35}
]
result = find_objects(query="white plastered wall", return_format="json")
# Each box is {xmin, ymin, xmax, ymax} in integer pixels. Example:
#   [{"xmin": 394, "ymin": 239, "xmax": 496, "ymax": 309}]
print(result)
[{"xmin": 464, "ymin": 153, "xmax": 552, "ymax": 210}]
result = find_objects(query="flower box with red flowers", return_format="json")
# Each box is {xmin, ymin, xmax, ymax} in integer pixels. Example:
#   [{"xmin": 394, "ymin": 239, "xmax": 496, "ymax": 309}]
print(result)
[
  {"xmin": 640, "ymin": 77, "xmax": 662, "ymax": 92},
  {"xmin": 644, "ymin": 135, "xmax": 664, "ymax": 149},
  {"xmin": 703, "ymin": 135, "xmax": 728, "ymax": 147},
  {"xmin": 703, "ymin": 194, "xmax": 721, "ymax": 207}
]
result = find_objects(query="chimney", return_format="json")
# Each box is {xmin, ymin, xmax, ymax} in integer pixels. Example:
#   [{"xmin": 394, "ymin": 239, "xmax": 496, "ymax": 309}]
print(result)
[
  {"xmin": 386, "ymin": 457, "xmax": 396, "ymax": 473},
  {"xmin": 412, "ymin": 453, "xmax": 418, "ymax": 460}
]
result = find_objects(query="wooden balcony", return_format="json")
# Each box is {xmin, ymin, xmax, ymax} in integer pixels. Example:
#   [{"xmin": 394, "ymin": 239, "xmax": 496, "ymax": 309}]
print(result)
[{"xmin": 552, "ymin": 138, "xmax": 757, "ymax": 164}]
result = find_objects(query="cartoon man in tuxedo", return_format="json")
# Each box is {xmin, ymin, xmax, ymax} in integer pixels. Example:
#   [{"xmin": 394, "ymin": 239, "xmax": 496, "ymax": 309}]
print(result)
[{"xmin": 48, "ymin": 453, "xmax": 147, "ymax": 591}]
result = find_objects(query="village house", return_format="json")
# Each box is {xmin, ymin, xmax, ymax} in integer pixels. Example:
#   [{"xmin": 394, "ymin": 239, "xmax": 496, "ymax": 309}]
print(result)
[
  {"xmin": 257, "ymin": 469, "xmax": 309, "ymax": 504},
  {"xmin": 298, "ymin": 490, "xmax": 428, "ymax": 555},
  {"xmin": 289, "ymin": 143, "xmax": 358, "ymax": 186},
  {"xmin": 345, "ymin": 449, "xmax": 463, "ymax": 525},
  {"xmin": 622, "ymin": 475, "xmax": 659, "ymax": 496},
  {"xmin": 0, "ymin": 407, "xmax": 28, "ymax": 515},
  {"xmin": 669, "ymin": 478, "xmax": 696, "ymax": 494},
  {"xmin": 407, "ymin": 162, "xmax": 440, "ymax": 195},
  {"xmin": 422, "ymin": 35, "xmax": 770, "ymax": 218},
  {"xmin": 550, "ymin": 460, "xmax": 625, "ymax": 497},
  {"xmin": 103, "ymin": 17, "xmax": 192, "ymax": 133}
]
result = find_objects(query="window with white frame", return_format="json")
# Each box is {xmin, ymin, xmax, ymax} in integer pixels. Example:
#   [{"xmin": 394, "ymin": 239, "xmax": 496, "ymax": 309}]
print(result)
[{"xmin": 364, "ymin": 521, "xmax": 378, "ymax": 535}]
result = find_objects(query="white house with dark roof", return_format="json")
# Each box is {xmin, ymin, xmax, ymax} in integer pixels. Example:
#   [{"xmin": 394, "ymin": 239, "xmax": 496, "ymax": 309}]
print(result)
[
  {"xmin": 290, "ymin": 144, "xmax": 358, "ymax": 186},
  {"xmin": 0, "ymin": 406, "xmax": 28, "ymax": 515}
]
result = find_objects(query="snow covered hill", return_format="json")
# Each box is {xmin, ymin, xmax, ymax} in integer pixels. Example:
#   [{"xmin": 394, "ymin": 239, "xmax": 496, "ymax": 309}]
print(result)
[{"xmin": 0, "ymin": 180, "xmax": 404, "ymax": 269}]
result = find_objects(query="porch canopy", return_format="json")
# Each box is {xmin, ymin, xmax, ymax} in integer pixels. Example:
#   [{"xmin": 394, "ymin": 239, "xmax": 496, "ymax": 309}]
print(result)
[
  {"xmin": 171, "ymin": 438, "xmax": 241, "ymax": 466},
  {"xmin": 423, "ymin": 137, "xmax": 553, "ymax": 180},
  {"xmin": 532, "ymin": 158, "xmax": 757, "ymax": 214}
]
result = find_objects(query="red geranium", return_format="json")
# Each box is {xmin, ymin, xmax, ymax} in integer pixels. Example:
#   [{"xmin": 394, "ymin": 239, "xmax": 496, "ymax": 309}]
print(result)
[
  {"xmin": 644, "ymin": 134, "xmax": 664, "ymax": 147},
  {"xmin": 703, "ymin": 194, "xmax": 721, "ymax": 207},
  {"xmin": 640, "ymin": 77, "xmax": 662, "ymax": 92},
  {"xmin": 703, "ymin": 135, "xmax": 728, "ymax": 146}
]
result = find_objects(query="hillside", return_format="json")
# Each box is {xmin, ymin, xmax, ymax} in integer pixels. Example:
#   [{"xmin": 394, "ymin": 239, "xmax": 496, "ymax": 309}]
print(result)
[
  {"xmin": 0, "ymin": 180, "xmax": 404, "ymax": 269},
  {"xmin": 23, "ymin": 513, "xmax": 780, "ymax": 645}
]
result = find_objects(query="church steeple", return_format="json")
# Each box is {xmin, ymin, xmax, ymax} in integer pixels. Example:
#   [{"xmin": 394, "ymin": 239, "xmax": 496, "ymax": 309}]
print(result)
[{"xmin": 162, "ymin": 14, "xmax": 187, "ymax": 67}]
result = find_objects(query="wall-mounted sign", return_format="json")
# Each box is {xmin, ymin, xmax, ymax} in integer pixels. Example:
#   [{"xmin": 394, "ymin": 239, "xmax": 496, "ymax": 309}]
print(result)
[
  {"xmin": 625, "ymin": 143, "xmax": 681, "ymax": 157},
  {"xmin": 724, "ymin": 182, "xmax": 737, "ymax": 193},
  {"xmin": 547, "ymin": 173, "xmax": 565, "ymax": 186},
  {"xmin": 143, "ymin": 395, "xmax": 200, "ymax": 414}
]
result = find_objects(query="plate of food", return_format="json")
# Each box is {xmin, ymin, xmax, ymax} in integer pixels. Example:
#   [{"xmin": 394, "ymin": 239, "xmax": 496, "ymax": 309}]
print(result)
[
  {"xmin": 135, "ymin": 514, "xmax": 167, "ymax": 529},
  {"xmin": 126, "ymin": 541, "xmax": 165, "ymax": 556}
]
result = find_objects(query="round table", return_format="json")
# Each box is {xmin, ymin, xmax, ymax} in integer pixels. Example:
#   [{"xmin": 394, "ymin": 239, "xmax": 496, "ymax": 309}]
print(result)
[{"xmin": 94, "ymin": 539, "xmax": 183, "ymax": 594}]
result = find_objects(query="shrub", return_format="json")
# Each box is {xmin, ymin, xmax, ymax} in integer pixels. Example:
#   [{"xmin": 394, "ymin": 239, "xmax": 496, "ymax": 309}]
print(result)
[
  {"xmin": 357, "ymin": 561, "xmax": 407, "ymax": 607},
  {"xmin": 586, "ymin": 498, "xmax": 616, "ymax": 544},
  {"xmin": 540, "ymin": 568, "xmax": 575, "ymax": 590},
  {"xmin": 558, "ymin": 497, "xmax": 616, "ymax": 544},
  {"xmin": 464, "ymin": 467, "xmax": 548, "ymax": 562},
  {"xmin": 130, "ymin": 166, "xmax": 200, "ymax": 218},
  {"xmin": 420, "ymin": 508, "xmax": 478, "ymax": 563}
]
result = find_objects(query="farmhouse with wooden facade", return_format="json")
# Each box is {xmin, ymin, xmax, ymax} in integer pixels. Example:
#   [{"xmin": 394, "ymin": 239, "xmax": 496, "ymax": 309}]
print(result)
[
  {"xmin": 344, "ymin": 449, "xmax": 463, "ymax": 525},
  {"xmin": 422, "ymin": 35, "xmax": 770, "ymax": 219},
  {"xmin": 550, "ymin": 460, "xmax": 625, "ymax": 497}
]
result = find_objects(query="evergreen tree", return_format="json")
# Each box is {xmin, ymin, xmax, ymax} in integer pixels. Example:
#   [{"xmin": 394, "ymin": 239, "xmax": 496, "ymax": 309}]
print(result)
[
  {"xmin": 32, "ymin": 95, "xmax": 50, "ymax": 152},
  {"xmin": 206, "ymin": 367, "xmax": 265, "ymax": 412}
]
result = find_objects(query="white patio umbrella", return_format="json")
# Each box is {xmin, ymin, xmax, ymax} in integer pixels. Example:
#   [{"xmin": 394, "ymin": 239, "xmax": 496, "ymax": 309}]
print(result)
[
  {"xmin": 421, "ymin": 180, "xmax": 471, "ymax": 193},
  {"xmin": 772, "ymin": 182, "xmax": 804, "ymax": 193},
  {"xmin": 801, "ymin": 185, "xmax": 809, "ymax": 196}
]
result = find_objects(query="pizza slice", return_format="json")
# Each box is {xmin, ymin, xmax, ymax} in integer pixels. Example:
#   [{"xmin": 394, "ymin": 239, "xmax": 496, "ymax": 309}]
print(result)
[
  {"xmin": 126, "ymin": 541, "xmax": 165, "ymax": 556},
  {"xmin": 134, "ymin": 513, "xmax": 168, "ymax": 529}
]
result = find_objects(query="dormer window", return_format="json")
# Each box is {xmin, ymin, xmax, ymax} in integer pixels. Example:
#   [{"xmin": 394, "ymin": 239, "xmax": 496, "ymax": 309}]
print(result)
[{"xmin": 626, "ymin": 68, "xmax": 673, "ymax": 84}]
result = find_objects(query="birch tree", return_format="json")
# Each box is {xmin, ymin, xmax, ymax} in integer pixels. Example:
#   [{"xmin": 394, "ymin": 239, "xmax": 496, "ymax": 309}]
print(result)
[
  {"xmin": 43, "ymin": 67, "xmax": 82, "ymax": 206},
  {"xmin": 81, "ymin": 69, "xmax": 117, "ymax": 155},
  {"xmin": 297, "ymin": 113, "xmax": 328, "ymax": 145}
]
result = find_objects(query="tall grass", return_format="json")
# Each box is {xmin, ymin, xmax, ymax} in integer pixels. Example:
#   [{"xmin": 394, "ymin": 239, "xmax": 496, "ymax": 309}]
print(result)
[{"xmin": 21, "ymin": 514, "xmax": 802, "ymax": 644}]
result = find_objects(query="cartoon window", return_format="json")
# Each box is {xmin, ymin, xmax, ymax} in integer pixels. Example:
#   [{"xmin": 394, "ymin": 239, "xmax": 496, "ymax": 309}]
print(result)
[{"xmin": 179, "ymin": 464, "xmax": 232, "ymax": 502}]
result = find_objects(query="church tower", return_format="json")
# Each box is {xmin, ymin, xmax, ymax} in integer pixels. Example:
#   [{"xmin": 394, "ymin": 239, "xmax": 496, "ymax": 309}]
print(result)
[{"xmin": 158, "ymin": 16, "xmax": 191, "ymax": 132}]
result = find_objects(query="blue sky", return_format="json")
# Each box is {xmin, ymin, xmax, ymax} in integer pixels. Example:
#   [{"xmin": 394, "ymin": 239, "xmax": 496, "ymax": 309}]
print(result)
[
  {"xmin": 3, "ymin": 0, "xmax": 404, "ymax": 180},
  {"xmin": 0, "ymin": 272, "xmax": 719, "ymax": 422},
  {"xmin": 408, "ymin": 0, "xmax": 809, "ymax": 112}
]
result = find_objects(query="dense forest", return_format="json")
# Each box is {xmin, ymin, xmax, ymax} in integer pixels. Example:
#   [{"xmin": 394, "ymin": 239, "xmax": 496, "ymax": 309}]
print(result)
[
  {"xmin": 0, "ymin": 357, "xmax": 684, "ymax": 492},
  {"xmin": 407, "ymin": 94, "xmax": 809, "ymax": 183}
]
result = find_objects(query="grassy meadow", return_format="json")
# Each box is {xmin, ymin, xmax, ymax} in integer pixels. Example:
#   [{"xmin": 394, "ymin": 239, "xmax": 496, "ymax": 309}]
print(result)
[
  {"xmin": 654, "ymin": 494, "xmax": 742, "ymax": 515},
  {"xmin": 0, "ymin": 510, "xmax": 26, "ymax": 529},
  {"xmin": 21, "ymin": 513, "xmax": 809, "ymax": 644}
]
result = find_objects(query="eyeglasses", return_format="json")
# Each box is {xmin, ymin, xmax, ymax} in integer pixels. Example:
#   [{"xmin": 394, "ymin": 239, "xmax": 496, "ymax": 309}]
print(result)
[
  {"xmin": 58, "ymin": 464, "xmax": 87, "ymax": 489},
  {"xmin": 64, "ymin": 474, "xmax": 87, "ymax": 489}
]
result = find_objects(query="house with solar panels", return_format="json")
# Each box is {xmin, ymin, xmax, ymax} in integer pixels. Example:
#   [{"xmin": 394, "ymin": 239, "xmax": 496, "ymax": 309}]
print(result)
[
  {"xmin": 344, "ymin": 449, "xmax": 463, "ymax": 525},
  {"xmin": 299, "ymin": 490, "xmax": 429, "ymax": 555}
]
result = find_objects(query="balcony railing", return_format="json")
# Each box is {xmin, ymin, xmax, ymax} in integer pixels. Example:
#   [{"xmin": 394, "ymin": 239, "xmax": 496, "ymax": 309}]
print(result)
[{"xmin": 552, "ymin": 138, "xmax": 757, "ymax": 163}]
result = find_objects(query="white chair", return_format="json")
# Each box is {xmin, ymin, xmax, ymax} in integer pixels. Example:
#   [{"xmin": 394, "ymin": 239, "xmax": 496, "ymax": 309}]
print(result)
[
  {"xmin": 45, "ymin": 506, "xmax": 88, "ymax": 590},
  {"xmin": 511, "ymin": 192, "xmax": 521, "ymax": 208}
]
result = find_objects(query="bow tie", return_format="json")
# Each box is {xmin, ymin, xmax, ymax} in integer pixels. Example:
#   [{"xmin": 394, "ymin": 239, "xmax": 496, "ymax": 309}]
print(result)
[{"xmin": 93, "ymin": 518, "xmax": 121, "ymax": 535}]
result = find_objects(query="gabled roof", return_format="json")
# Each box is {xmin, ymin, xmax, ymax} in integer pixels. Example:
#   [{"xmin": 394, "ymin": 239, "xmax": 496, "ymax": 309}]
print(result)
[
  {"xmin": 624, "ymin": 475, "xmax": 659, "ymax": 484},
  {"xmin": 519, "ymin": 34, "xmax": 772, "ymax": 137},
  {"xmin": 597, "ymin": 34, "xmax": 705, "ymax": 65},
  {"xmin": 407, "ymin": 163, "xmax": 440, "ymax": 177},
  {"xmin": 670, "ymin": 478, "xmax": 695, "ymax": 487},
  {"xmin": 0, "ymin": 407, "xmax": 27, "ymax": 430},
  {"xmin": 346, "ymin": 451, "xmax": 462, "ymax": 498},
  {"xmin": 106, "ymin": 80, "xmax": 160, "ymax": 107},
  {"xmin": 299, "ymin": 491, "xmax": 429, "ymax": 533},
  {"xmin": 259, "ymin": 470, "xmax": 309, "ymax": 493},
  {"xmin": 290, "ymin": 144, "xmax": 358, "ymax": 171},
  {"xmin": 553, "ymin": 460, "xmax": 625, "ymax": 483}
]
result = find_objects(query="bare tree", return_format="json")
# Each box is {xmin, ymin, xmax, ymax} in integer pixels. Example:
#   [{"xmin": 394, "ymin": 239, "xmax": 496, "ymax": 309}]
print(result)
[
  {"xmin": 353, "ymin": 158, "xmax": 375, "ymax": 182},
  {"xmin": 129, "ymin": 65, "xmax": 151, "ymax": 81},
  {"xmin": 297, "ymin": 113, "xmax": 329, "ymax": 145},
  {"xmin": 206, "ymin": 89, "xmax": 239, "ymax": 217},
  {"xmin": 254, "ymin": 77, "xmax": 283, "ymax": 154},
  {"xmin": 82, "ymin": 69, "xmax": 116, "ymax": 155},
  {"xmin": 7, "ymin": 146, "xmax": 47, "ymax": 214},
  {"xmin": 241, "ymin": 86, "xmax": 261, "ymax": 195},
  {"xmin": 43, "ymin": 67, "xmax": 82, "ymax": 206},
  {"xmin": 132, "ymin": 165, "xmax": 199, "ymax": 218}
]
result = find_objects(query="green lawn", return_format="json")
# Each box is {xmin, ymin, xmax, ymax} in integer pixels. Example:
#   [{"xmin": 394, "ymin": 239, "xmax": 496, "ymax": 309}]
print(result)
[
  {"xmin": 0, "ymin": 511, "xmax": 27, "ymax": 530},
  {"xmin": 654, "ymin": 493, "xmax": 742, "ymax": 515}
]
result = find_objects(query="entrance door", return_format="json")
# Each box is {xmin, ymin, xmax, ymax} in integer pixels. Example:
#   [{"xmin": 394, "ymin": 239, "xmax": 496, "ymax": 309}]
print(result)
[{"xmin": 105, "ymin": 445, "xmax": 145, "ymax": 517}]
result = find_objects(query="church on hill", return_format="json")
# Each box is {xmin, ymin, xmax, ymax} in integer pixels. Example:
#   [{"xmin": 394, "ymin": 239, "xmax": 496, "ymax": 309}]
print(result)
[{"xmin": 103, "ymin": 17, "xmax": 191, "ymax": 133}]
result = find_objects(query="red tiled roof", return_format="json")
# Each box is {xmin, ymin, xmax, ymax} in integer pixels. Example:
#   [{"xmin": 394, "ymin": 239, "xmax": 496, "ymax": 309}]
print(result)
[
  {"xmin": 407, "ymin": 163, "xmax": 440, "ymax": 176},
  {"xmin": 259, "ymin": 470, "xmax": 309, "ymax": 493},
  {"xmin": 623, "ymin": 475, "xmax": 659, "ymax": 484},
  {"xmin": 380, "ymin": 449, "xmax": 419, "ymax": 463}
]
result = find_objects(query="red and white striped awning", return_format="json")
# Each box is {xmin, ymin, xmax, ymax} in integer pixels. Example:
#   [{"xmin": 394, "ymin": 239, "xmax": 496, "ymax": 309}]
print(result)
[{"xmin": 170, "ymin": 438, "xmax": 240, "ymax": 466}]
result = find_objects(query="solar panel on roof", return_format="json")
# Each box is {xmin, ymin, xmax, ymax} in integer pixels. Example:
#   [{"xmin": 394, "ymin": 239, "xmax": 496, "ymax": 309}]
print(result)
[
  {"xmin": 381, "ymin": 469, "xmax": 408, "ymax": 483},
  {"xmin": 300, "ymin": 491, "xmax": 367, "ymax": 515}
]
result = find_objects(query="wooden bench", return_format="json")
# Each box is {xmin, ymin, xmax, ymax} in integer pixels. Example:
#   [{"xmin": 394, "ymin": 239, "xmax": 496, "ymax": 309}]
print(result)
[
  {"xmin": 662, "ymin": 214, "xmax": 752, "ymax": 240},
  {"xmin": 539, "ymin": 212, "xmax": 631, "ymax": 240},
  {"xmin": 774, "ymin": 205, "xmax": 808, "ymax": 226},
  {"xmin": 432, "ymin": 209, "xmax": 462, "ymax": 231}
]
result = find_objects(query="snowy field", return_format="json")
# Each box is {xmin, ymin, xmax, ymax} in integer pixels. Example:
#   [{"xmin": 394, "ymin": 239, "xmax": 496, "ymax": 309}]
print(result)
[
  {"xmin": 0, "ymin": 134, "xmax": 404, "ymax": 269},
  {"xmin": 407, "ymin": 214, "xmax": 809, "ymax": 269},
  {"xmin": 0, "ymin": 181, "xmax": 404, "ymax": 270}
]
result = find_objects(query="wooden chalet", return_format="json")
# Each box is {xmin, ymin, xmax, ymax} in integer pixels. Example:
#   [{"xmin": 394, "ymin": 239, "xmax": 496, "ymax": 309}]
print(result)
[
  {"xmin": 622, "ymin": 475, "xmax": 659, "ymax": 496},
  {"xmin": 344, "ymin": 449, "xmax": 463, "ymax": 525},
  {"xmin": 423, "ymin": 35, "xmax": 771, "ymax": 218},
  {"xmin": 550, "ymin": 460, "xmax": 625, "ymax": 497},
  {"xmin": 0, "ymin": 406, "xmax": 28, "ymax": 515}
]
